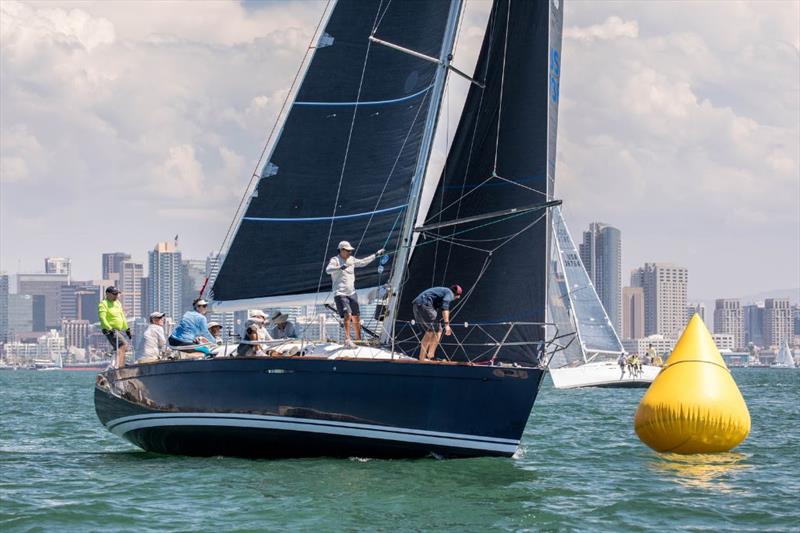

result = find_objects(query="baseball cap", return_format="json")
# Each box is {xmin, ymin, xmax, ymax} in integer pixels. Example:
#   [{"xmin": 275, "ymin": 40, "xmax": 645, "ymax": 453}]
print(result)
[
  {"xmin": 106, "ymin": 286, "xmax": 120, "ymax": 295},
  {"xmin": 338, "ymin": 240, "xmax": 355, "ymax": 251},
  {"xmin": 193, "ymin": 298, "xmax": 209, "ymax": 307},
  {"xmin": 149, "ymin": 311, "xmax": 165, "ymax": 320},
  {"xmin": 207, "ymin": 321, "xmax": 221, "ymax": 329},
  {"xmin": 450, "ymin": 284, "xmax": 463, "ymax": 296}
]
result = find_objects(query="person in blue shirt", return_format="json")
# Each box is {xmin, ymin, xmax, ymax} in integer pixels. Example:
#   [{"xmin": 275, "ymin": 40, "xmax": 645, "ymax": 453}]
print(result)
[
  {"xmin": 411, "ymin": 284, "xmax": 462, "ymax": 361},
  {"xmin": 168, "ymin": 298, "xmax": 217, "ymax": 357}
]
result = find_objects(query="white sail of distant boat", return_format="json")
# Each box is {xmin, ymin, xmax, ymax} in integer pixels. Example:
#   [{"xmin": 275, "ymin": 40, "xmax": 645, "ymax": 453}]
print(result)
[
  {"xmin": 773, "ymin": 342, "xmax": 796, "ymax": 368},
  {"xmin": 547, "ymin": 207, "xmax": 659, "ymax": 388}
]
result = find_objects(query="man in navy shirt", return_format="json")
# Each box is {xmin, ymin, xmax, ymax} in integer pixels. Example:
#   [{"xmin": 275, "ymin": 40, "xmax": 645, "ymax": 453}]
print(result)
[{"xmin": 411, "ymin": 284, "xmax": 462, "ymax": 361}]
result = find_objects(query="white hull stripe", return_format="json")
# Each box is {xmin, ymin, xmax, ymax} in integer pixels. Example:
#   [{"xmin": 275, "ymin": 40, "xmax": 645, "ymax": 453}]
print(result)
[{"xmin": 106, "ymin": 413, "xmax": 519, "ymax": 453}]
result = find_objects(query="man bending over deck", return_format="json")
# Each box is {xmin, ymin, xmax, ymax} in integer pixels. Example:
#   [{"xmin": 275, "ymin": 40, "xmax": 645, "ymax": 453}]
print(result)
[
  {"xmin": 412, "ymin": 285, "xmax": 462, "ymax": 361},
  {"xmin": 326, "ymin": 240, "xmax": 384, "ymax": 348}
]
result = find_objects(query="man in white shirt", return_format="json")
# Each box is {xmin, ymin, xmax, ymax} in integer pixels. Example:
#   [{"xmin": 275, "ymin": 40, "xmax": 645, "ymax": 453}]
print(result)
[
  {"xmin": 141, "ymin": 311, "xmax": 167, "ymax": 361},
  {"xmin": 325, "ymin": 240, "xmax": 384, "ymax": 348}
]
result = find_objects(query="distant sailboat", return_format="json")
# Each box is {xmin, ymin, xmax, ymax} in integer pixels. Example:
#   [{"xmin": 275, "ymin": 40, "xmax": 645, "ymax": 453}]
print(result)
[
  {"xmin": 95, "ymin": 0, "xmax": 566, "ymax": 458},
  {"xmin": 547, "ymin": 207, "xmax": 659, "ymax": 388},
  {"xmin": 773, "ymin": 342, "xmax": 796, "ymax": 368}
]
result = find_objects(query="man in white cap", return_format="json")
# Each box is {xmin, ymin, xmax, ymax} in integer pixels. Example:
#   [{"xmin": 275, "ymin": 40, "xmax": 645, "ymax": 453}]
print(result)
[
  {"xmin": 325, "ymin": 240, "xmax": 384, "ymax": 347},
  {"xmin": 140, "ymin": 311, "xmax": 167, "ymax": 361},
  {"xmin": 269, "ymin": 311, "xmax": 296, "ymax": 340}
]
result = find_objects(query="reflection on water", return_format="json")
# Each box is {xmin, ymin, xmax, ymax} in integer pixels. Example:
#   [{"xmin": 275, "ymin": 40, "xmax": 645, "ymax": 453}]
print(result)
[{"xmin": 648, "ymin": 452, "xmax": 752, "ymax": 493}]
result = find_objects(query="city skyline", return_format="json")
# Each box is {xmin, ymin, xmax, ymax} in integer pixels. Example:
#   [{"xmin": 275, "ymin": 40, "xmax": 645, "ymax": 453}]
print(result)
[{"xmin": 1, "ymin": 1, "xmax": 798, "ymax": 299}]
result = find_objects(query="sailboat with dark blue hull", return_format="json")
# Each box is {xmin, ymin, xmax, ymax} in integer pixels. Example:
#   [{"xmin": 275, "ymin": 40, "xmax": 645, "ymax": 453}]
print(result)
[{"xmin": 95, "ymin": 0, "xmax": 566, "ymax": 459}]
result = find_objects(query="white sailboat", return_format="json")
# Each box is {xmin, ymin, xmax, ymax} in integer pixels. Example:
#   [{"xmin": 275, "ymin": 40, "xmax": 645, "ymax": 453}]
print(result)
[
  {"xmin": 547, "ymin": 207, "xmax": 660, "ymax": 388},
  {"xmin": 772, "ymin": 342, "xmax": 796, "ymax": 368}
]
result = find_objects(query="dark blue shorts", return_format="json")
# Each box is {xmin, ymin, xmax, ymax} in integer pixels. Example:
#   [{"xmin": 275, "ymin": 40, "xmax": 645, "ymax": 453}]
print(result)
[{"xmin": 334, "ymin": 295, "xmax": 360, "ymax": 317}]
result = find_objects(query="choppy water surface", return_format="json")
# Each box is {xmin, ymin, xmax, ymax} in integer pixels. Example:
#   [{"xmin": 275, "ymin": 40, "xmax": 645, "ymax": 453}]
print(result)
[{"xmin": 1, "ymin": 369, "xmax": 797, "ymax": 531}]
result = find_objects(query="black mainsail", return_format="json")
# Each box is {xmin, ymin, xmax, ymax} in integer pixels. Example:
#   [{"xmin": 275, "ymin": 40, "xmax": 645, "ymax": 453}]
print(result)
[
  {"xmin": 211, "ymin": 0, "xmax": 461, "ymax": 308},
  {"xmin": 392, "ymin": 0, "xmax": 564, "ymax": 364}
]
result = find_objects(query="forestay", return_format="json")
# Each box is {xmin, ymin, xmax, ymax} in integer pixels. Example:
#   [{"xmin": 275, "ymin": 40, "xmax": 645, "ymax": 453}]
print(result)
[
  {"xmin": 393, "ymin": 0, "xmax": 564, "ymax": 364},
  {"xmin": 211, "ymin": 0, "xmax": 460, "ymax": 309}
]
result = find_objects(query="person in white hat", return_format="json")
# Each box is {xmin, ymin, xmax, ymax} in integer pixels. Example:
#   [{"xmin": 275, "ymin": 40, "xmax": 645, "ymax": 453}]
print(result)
[
  {"xmin": 207, "ymin": 321, "xmax": 223, "ymax": 345},
  {"xmin": 325, "ymin": 240, "xmax": 385, "ymax": 347},
  {"xmin": 140, "ymin": 311, "xmax": 167, "ymax": 361},
  {"xmin": 245, "ymin": 309, "xmax": 272, "ymax": 342},
  {"xmin": 268, "ymin": 311, "xmax": 296, "ymax": 340}
]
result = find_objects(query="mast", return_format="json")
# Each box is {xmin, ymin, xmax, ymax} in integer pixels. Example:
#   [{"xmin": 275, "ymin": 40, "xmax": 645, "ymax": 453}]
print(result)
[{"xmin": 381, "ymin": 0, "xmax": 464, "ymax": 343}]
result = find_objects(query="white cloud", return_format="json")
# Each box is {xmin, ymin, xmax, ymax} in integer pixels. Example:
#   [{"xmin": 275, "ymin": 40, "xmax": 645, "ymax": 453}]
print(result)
[{"xmin": 565, "ymin": 16, "xmax": 638, "ymax": 42}]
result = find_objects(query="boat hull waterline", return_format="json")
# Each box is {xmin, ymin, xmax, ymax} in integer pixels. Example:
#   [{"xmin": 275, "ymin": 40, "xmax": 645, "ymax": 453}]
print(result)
[{"xmin": 95, "ymin": 357, "xmax": 545, "ymax": 458}]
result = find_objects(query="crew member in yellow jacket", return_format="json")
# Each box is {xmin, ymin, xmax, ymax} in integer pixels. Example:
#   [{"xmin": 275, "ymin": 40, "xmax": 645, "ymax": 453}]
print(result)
[{"xmin": 98, "ymin": 286, "xmax": 131, "ymax": 368}]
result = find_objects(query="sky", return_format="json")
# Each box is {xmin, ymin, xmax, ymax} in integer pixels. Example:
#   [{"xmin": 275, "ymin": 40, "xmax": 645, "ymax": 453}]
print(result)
[{"xmin": 1, "ymin": 0, "xmax": 798, "ymax": 301}]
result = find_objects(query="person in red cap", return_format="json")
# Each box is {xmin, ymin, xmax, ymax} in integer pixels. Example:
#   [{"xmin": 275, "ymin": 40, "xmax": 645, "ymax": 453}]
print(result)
[{"xmin": 411, "ymin": 284, "xmax": 462, "ymax": 361}]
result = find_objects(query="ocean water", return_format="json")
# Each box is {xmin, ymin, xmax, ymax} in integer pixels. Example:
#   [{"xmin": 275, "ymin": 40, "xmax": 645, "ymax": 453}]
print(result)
[{"xmin": 0, "ymin": 369, "xmax": 797, "ymax": 532}]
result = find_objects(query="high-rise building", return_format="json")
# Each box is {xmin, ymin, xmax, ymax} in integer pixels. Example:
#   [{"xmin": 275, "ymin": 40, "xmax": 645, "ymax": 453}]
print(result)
[
  {"xmin": 622, "ymin": 286, "xmax": 644, "ymax": 340},
  {"xmin": 687, "ymin": 302, "xmax": 706, "ymax": 323},
  {"xmin": 764, "ymin": 298, "xmax": 792, "ymax": 348},
  {"xmin": 148, "ymin": 241, "xmax": 182, "ymax": 321},
  {"xmin": 61, "ymin": 319, "xmax": 91, "ymax": 349},
  {"xmin": 0, "ymin": 273, "xmax": 8, "ymax": 343},
  {"xmin": 7, "ymin": 294, "xmax": 33, "ymax": 339},
  {"xmin": 793, "ymin": 305, "xmax": 800, "ymax": 336},
  {"xmin": 579, "ymin": 223, "xmax": 622, "ymax": 335},
  {"xmin": 714, "ymin": 299, "xmax": 744, "ymax": 350},
  {"xmin": 182, "ymin": 259, "xmax": 206, "ymax": 311},
  {"xmin": 120, "ymin": 261, "xmax": 145, "ymax": 319},
  {"xmin": 44, "ymin": 257, "xmax": 71, "ymax": 279},
  {"xmin": 60, "ymin": 284, "xmax": 101, "ymax": 322},
  {"xmin": 17, "ymin": 273, "xmax": 68, "ymax": 330},
  {"xmin": 630, "ymin": 263, "xmax": 688, "ymax": 339},
  {"xmin": 743, "ymin": 303, "xmax": 765, "ymax": 347},
  {"xmin": 711, "ymin": 333, "xmax": 735, "ymax": 351},
  {"xmin": 204, "ymin": 252, "xmax": 236, "ymax": 333},
  {"xmin": 102, "ymin": 252, "xmax": 131, "ymax": 283}
]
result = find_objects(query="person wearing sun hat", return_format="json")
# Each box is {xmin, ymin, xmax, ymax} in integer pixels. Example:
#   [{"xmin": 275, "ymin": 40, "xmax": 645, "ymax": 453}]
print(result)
[
  {"xmin": 268, "ymin": 311, "xmax": 297, "ymax": 340},
  {"xmin": 245, "ymin": 309, "xmax": 272, "ymax": 342}
]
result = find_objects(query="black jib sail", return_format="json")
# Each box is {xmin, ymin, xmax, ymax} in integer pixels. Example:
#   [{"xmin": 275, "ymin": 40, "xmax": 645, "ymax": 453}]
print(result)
[
  {"xmin": 393, "ymin": 0, "xmax": 564, "ymax": 364},
  {"xmin": 211, "ymin": 0, "xmax": 460, "ymax": 307}
]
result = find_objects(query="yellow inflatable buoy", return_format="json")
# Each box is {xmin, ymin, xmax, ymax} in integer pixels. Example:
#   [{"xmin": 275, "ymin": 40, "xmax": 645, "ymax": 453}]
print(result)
[{"xmin": 634, "ymin": 314, "xmax": 750, "ymax": 454}]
